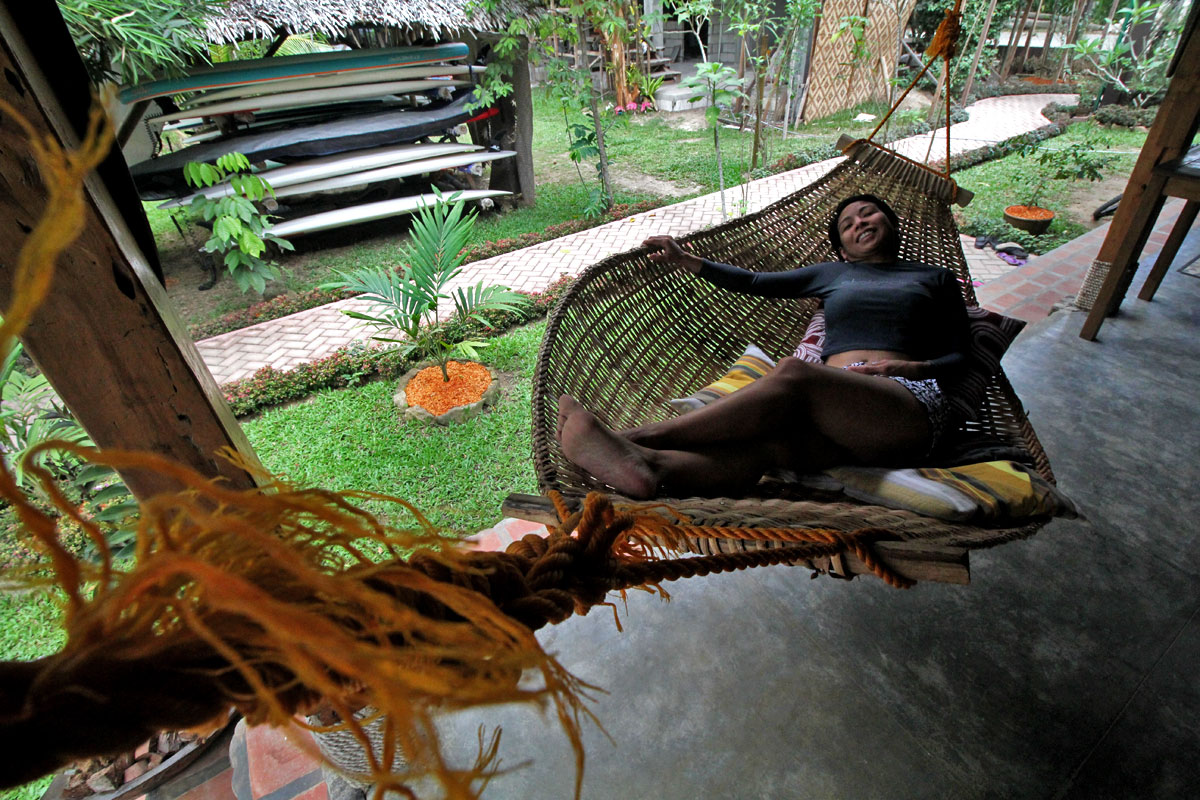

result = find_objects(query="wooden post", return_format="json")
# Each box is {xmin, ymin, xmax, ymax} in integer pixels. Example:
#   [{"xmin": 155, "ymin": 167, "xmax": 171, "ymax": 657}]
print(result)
[
  {"xmin": 961, "ymin": 0, "xmax": 1000, "ymax": 104},
  {"xmin": 0, "ymin": 5, "xmax": 259, "ymax": 499},
  {"xmin": 1080, "ymin": 7, "xmax": 1200, "ymax": 340}
]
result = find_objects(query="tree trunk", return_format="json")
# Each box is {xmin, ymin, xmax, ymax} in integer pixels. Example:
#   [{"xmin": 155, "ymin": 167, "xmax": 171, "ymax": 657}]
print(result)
[
  {"xmin": 1039, "ymin": 0, "xmax": 1061, "ymax": 68},
  {"xmin": 1053, "ymin": 0, "xmax": 1087, "ymax": 83},
  {"xmin": 1020, "ymin": 0, "xmax": 1045, "ymax": 70},
  {"xmin": 734, "ymin": 31, "xmax": 747, "ymax": 115},
  {"xmin": 574, "ymin": 13, "xmax": 612, "ymax": 207},
  {"xmin": 1000, "ymin": 0, "xmax": 1035, "ymax": 78},
  {"xmin": 714, "ymin": 124, "xmax": 727, "ymax": 218},
  {"xmin": 960, "ymin": 0, "xmax": 998, "ymax": 104},
  {"xmin": 751, "ymin": 31, "xmax": 764, "ymax": 169},
  {"xmin": 961, "ymin": 0, "xmax": 1001, "ymax": 103},
  {"xmin": 1099, "ymin": 0, "xmax": 1121, "ymax": 44}
]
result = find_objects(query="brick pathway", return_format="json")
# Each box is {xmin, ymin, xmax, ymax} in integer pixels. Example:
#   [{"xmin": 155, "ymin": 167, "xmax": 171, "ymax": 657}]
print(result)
[{"xmin": 196, "ymin": 93, "xmax": 1074, "ymax": 385}]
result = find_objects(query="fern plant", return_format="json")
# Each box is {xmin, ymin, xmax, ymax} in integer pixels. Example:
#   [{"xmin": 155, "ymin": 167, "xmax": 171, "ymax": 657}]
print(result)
[
  {"xmin": 323, "ymin": 191, "xmax": 529, "ymax": 381},
  {"xmin": 0, "ymin": 342, "xmax": 137, "ymax": 553},
  {"xmin": 183, "ymin": 152, "xmax": 293, "ymax": 294}
]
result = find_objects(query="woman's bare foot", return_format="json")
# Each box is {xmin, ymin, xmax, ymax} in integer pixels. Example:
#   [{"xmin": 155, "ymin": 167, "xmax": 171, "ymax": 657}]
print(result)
[{"xmin": 557, "ymin": 395, "xmax": 659, "ymax": 499}]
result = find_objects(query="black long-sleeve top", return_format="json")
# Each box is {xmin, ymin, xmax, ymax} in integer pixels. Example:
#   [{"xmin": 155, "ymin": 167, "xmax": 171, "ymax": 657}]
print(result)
[{"xmin": 698, "ymin": 258, "xmax": 971, "ymax": 377}]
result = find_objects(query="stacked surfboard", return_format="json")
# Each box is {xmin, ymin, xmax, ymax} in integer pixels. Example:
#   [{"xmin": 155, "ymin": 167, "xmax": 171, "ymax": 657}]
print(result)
[{"xmin": 123, "ymin": 43, "xmax": 513, "ymax": 235}]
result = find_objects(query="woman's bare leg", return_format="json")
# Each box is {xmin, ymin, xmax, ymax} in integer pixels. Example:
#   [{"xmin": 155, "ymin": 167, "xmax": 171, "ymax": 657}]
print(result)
[
  {"xmin": 619, "ymin": 357, "xmax": 931, "ymax": 465},
  {"xmin": 557, "ymin": 396, "xmax": 786, "ymax": 499}
]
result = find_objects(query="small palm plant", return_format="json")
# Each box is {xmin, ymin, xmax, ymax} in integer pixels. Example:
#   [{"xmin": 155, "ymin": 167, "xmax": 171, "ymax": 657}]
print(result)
[{"xmin": 325, "ymin": 190, "xmax": 529, "ymax": 381}]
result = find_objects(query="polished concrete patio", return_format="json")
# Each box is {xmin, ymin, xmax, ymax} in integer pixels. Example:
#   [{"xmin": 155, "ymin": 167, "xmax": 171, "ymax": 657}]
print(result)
[{"xmin": 429, "ymin": 232, "xmax": 1200, "ymax": 798}]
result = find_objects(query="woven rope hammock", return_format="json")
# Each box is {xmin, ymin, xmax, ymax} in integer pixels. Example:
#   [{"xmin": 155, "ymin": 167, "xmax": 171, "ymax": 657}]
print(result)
[{"xmin": 522, "ymin": 28, "xmax": 1056, "ymax": 581}]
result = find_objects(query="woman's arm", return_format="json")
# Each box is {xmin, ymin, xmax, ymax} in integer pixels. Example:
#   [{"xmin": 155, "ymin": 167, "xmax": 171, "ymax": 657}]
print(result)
[{"xmin": 643, "ymin": 235, "xmax": 828, "ymax": 298}]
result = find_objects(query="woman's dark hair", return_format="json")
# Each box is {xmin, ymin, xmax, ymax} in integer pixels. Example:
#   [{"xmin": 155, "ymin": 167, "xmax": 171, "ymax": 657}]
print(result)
[{"xmin": 828, "ymin": 193, "xmax": 901, "ymax": 259}]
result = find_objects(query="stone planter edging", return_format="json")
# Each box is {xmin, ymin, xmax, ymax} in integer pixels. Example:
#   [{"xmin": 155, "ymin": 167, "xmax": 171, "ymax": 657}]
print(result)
[{"xmin": 393, "ymin": 362, "xmax": 501, "ymax": 425}]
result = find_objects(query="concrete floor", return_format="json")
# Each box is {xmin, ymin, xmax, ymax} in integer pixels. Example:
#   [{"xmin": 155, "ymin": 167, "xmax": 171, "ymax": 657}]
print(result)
[{"xmin": 434, "ymin": 240, "xmax": 1200, "ymax": 798}]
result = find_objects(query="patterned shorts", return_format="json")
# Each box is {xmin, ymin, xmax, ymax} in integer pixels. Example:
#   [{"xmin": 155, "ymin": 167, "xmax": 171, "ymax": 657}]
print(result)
[{"xmin": 844, "ymin": 362, "xmax": 950, "ymax": 450}]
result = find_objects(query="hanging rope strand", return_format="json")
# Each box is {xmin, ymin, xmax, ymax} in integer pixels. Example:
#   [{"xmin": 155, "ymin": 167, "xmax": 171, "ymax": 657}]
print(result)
[{"xmin": 865, "ymin": 0, "xmax": 964, "ymax": 179}]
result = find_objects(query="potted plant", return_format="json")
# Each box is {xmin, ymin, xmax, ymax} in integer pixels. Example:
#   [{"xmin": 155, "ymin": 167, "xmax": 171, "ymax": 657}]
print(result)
[
  {"xmin": 1005, "ymin": 135, "xmax": 1116, "ymax": 235},
  {"xmin": 1003, "ymin": 176, "xmax": 1056, "ymax": 235},
  {"xmin": 324, "ymin": 190, "xmax": 529, "ymax": 424}
]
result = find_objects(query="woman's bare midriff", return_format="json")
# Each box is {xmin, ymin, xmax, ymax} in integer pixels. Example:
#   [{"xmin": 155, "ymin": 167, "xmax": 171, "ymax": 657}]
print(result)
[{"xmin": 824, "ymin": 349, "xmax": 912, "ymax": 368}]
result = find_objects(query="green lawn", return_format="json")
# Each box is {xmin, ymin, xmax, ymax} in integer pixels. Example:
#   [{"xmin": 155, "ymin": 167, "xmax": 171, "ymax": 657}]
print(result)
[
  {"xmin": 241, "ymin": 321, "xmax": 545, "ymax": 534},
  {"xmin": 0, "ymin": 589, "xmax": 66, "ymax": 800}
]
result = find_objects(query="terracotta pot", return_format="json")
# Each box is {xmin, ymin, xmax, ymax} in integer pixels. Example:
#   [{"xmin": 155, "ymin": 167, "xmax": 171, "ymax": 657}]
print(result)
[
  {"xmin": 393, "ymin": 362, "xmax": 500, "ymax": 425},
  {"xmin": 1003, "ymin": 205, "xmax": 1055, "ymax": 235}
]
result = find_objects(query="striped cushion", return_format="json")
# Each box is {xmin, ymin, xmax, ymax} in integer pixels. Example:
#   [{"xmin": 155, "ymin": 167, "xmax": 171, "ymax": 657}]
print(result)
[
  {"xmin": 792, "ymin": 309, "xmax": 825, "ymax": 362},
  {"xmin": 944, "ymin": 306, "xmax": 1026, "ymax": 422},
  {"xmin": 823, "ymin": 460, "xmax": 1078, "ymax": 522},
  {"xmin": 668, "ymin": 344, "xmax": 776, "ymax": 413}
]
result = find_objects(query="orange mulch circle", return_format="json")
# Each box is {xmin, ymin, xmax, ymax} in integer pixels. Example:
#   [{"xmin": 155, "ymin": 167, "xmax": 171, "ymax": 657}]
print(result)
[
  {"xmin": 405, "ymin": 361, "xmax": 493, "ymax": 416},
  {"xmin": 1006, "ymin": 205, "xmax": 1055, "ymax": 220}
]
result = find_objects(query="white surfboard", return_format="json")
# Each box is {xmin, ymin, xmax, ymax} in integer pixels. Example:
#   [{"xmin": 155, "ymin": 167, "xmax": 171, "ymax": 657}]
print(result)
[
  {"xmin": 149, "ymin": 79, "xmax": 472, "ymax": 124},
  {"xmin": 158, "ymin": 143, "xmax": 481, "ymax": 208},
  {"xmin": 269, "ymin": 190, "xmax": 510, "ymax": 237},
  {"xmin": 184, "ymin": 64, "xmax": 475, "ymax": 107},
  {"xmin": 272, "ymin": 151, "xmax": 516, "ymax": 200}
]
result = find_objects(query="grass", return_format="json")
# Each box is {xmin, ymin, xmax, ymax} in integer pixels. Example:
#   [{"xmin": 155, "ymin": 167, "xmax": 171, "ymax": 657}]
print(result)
[
  {"xmin": 0, "ymin": 588, "xmax": 66, "ymax": 800},
  {"xmin": 0, "ymin": 322, "xmax": 543, "ymax": 800},
  {"xmin": 952, "ymin": 120, "xmax": 1147, "ymax": 252},
  {"xmin": 241, "ymin": 321, "xmax": 545, "ymax": 534}
]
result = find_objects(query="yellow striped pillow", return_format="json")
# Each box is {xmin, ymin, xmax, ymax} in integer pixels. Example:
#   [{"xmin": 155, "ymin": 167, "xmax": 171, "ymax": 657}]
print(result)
[{"xmin": 668, "ymin": 344, "xmax": 776, "ymax": 414}]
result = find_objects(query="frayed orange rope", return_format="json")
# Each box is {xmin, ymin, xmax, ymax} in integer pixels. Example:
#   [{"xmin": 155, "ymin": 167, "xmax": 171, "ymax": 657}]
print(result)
[{"xmin": 0, "ymin": 98, "xmax": 599, "ymax": 799}]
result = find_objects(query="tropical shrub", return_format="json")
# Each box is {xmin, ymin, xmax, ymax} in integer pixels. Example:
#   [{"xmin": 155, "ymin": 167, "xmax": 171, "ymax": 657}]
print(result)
[
  {"xmin": 182, "ymin": 152, "xmax": 293, "ymax": 294},
  {"xmin": 683, "ymin": 61, "xmax": 746, "ymax": 218},
  {"xmin": 223, "ymin": 274, "xmax": 574, "ymax": 417},
  {"xmin": 1092, "ymin": 104, "xmax": 1159, "ymax": 127},
  {"xmin": 0, "ymin": 342, "xmax": 135, "ymax": 553},
  {"xmin": 324, "ymin": 191, "xmax": 530, "ymax": 381}
]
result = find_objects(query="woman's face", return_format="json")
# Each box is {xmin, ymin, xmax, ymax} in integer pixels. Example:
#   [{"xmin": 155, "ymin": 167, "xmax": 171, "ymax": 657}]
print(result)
[{"xmin": 836, "ymin": 200, "xmax": 897, "ymax": 263}]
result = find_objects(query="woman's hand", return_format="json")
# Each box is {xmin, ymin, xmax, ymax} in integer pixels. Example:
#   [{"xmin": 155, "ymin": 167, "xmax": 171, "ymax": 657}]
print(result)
[
  {"xmin": 845, "ymin": 360, "xmax": 931, "ymax": 380},
  {"xmin": 644, "ymin": 235, "xmax": 704, "ymax": 274}
]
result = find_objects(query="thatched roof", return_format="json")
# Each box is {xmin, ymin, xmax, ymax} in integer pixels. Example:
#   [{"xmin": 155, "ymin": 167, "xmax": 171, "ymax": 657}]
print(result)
[{"xmin": 204, "ymin": 0, "xmax": 541, "ymax": 43}]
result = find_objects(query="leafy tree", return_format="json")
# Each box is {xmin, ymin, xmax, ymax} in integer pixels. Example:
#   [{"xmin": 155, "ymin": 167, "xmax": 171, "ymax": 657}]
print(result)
[
  {"xmin": 472, "ymin": 0, "xmax": 631, "ymax": 217},
  {"xmin": 182, "ymin": 152, "xmax": 291, "ymax": 294},
  {"xmin": 209, "ymin": 33, "xmax": 333, "ymax": 64},
  {"xmin": 1068, "ymin": 0, "xmax": 1181, "ymax": 107},
  {"xmin": 324, "ymin": 191, "xmax": 529, "ymax": 382},
  {"xmin": 56, "ymin": 0, "xmax": 222, "ymax": 85}
]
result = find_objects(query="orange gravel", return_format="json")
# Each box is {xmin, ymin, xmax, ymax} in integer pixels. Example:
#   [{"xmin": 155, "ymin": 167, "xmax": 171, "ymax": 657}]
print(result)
[
  {"xmin": 1006, "ymin": 205, "xmax": 1055, "ymax": 220},
  {"xmin": 405, "ymin": 361, "xmax": 492, "ymax": 416}
]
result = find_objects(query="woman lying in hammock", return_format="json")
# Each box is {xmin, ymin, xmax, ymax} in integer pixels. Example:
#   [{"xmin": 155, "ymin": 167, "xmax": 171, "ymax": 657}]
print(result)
[{"xmin": 555, "ymin": 194, "xmax": 972, "ymax": 500}]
